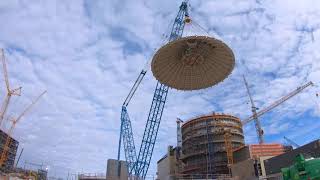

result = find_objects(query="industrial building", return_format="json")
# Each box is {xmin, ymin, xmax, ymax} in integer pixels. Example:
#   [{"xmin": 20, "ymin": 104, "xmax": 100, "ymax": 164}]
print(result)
[
  {"xmin": 157, "ymin": 113, "xmax": 244, "ymax": 179},
  {"xmin": 0, "ymin": 128, "xmax": 19, "ymax": 172}
]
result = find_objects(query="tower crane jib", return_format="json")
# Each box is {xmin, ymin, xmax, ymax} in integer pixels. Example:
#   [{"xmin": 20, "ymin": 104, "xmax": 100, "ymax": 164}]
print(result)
[{"xmin": 242, "ymin": 81, "xmax": 313, "ymax": 125}]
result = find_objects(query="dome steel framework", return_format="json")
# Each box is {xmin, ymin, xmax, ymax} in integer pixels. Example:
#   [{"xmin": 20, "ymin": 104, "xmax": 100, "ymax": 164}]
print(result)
[{"xmin": 151, "ymin": 36, "xmax": 235, "ymax": 90}]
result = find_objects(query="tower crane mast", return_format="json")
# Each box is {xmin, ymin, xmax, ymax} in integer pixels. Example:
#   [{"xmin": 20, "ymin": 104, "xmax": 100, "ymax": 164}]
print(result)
[
  {"xmin": 0, "ymin": 49, "xmax": 22, "ymax": 127},
  {"xmin": 243, "ymin": 75, "xmax": 264, "ymax": 144},
  {"xmin": 0, "ymin": 91, "xmax": 46, "ymax": 166},
  {"xmin": 117, "ymin": 1, "xmax": 189, "ymax": 179}
]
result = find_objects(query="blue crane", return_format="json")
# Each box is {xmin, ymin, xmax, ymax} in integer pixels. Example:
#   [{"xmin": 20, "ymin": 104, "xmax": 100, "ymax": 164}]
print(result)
[{"xmin": 117, "ymin": 1, "xmax": 190, "ymax": 179}]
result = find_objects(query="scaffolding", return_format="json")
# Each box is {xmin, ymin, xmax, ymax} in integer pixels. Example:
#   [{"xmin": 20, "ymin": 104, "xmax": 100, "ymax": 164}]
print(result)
[
  {"xmin": 0, "ymin": 128, "xmax": 18, "ymax": 173},
  {"xmin": 181, "ymin": 113, "xmax": 244, "ymax": 177}
]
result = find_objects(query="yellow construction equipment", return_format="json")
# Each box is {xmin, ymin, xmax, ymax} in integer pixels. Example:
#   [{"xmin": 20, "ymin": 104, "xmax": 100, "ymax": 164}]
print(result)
[
  {"xmin": 0, "ymin": 91, "xmax": 46, "ymax": 166},
  {"xmin": 215, "ymin": 122, "xmax": 235, "ymax": 167},
  {"xmin": 224, "ymin": 130, "xmax": 233, "ymax": 166},
  {"xmin": 0, "ymin": 49, "xmax": 22, "ymax": 127}
]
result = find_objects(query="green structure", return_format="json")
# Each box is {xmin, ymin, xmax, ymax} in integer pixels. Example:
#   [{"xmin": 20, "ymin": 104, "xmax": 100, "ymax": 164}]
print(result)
[{"xmin": 282, "ymin": 154, "xmax": 320, "ymax": 180}]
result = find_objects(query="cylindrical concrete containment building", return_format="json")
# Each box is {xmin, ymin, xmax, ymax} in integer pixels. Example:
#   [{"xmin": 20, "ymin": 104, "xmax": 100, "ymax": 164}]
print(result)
[{"xmin": 181, "ymin": 113, "xmax": 245, "ymax": 176}]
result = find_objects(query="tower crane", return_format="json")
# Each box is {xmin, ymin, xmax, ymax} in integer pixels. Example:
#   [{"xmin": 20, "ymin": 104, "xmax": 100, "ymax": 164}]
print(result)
[
  {"xmin": 283, "ymin": 136, "xmax": 300, "ymax": 148},
  {"xmin": 0, "ymin": 49, "xmax": 22, "ymax": 126},
  {"xmin": 117, "ymin": 1, "xmax": 190, "ymax": 179},
  {"xmin": 0, "ymin": 90, "xmax": 46, "ymax": 166},
  {"xmin": 205, "ymin": 120, "xmax": 234, "ymax": 174},
  {"xmin": 224, "ymin": 130, "xmax": 233, "ymax": 169},
  {"xmin": 242, "ymin": 81, "xmax": 314, "ymax": 143},
  {"xmin": 243, "ymin": 75, "xmax": 264, "ymax": 144}
]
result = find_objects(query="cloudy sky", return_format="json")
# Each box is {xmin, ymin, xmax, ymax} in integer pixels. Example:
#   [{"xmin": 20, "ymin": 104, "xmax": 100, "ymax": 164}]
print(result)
[{"xmin": 0, "ymin": 0, "xmax": 320, "ymax": 179}]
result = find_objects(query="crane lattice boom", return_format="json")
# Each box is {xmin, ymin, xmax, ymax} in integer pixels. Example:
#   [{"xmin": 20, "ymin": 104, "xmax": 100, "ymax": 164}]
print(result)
[
  {"xmin": 0, "ymin": 49, "xmax": 22, "ymax": 126},
  {"xmin": 117, "ymin": 1, "xmax": 189, "ymax": 179}
]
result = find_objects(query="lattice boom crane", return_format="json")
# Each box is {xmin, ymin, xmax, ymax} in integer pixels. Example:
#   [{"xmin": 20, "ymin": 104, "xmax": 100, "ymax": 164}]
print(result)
[{"xmin": 117, "ymin": 1, "xmax": 190, "ymax": 179}]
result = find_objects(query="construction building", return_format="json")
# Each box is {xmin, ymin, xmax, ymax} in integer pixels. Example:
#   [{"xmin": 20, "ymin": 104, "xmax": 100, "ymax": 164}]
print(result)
[
  {"xmin": 181, "ymin": 113, "xmax": 244, "ymax": 178},
  {"xmin": 0, "ymin": 167, "xmax": 48, "ymax": 180},
  {"xmin": 156, "ymin": 113, "xmax": 309, "ymax": 179},
  {"xmin": 0, "ymin": 128, "xmax": 19, "ymax": 173}
]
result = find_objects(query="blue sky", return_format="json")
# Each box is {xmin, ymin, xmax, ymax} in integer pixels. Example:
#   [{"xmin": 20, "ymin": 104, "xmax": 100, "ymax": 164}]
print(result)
[{"xmin": 0, "ymin": 0, "xmax": 320, "ymax": 179}]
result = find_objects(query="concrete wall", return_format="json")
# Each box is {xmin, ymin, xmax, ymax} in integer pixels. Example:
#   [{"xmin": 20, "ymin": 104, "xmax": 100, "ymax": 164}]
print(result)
[
  {"xmin": 233, "ymin": 146, "xmax": 251, "ymax": 163},
  {"xmin": 157, "ymin": 146, "xmax": 178, "ymax": 180},
  {"xmin": 259, "ymin": 156, "xmax": 273, "ymax": 177},
  {"xmin": 157, "ymin": 155, "xmax": 170, "ymax": 180},
  {"xmin": 231, "ymin": 159, "xmax": 257, "ymax": 180},
  {"xmin": 106, "ymin": 159, "xmax": 128, "ymax": 180}
]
